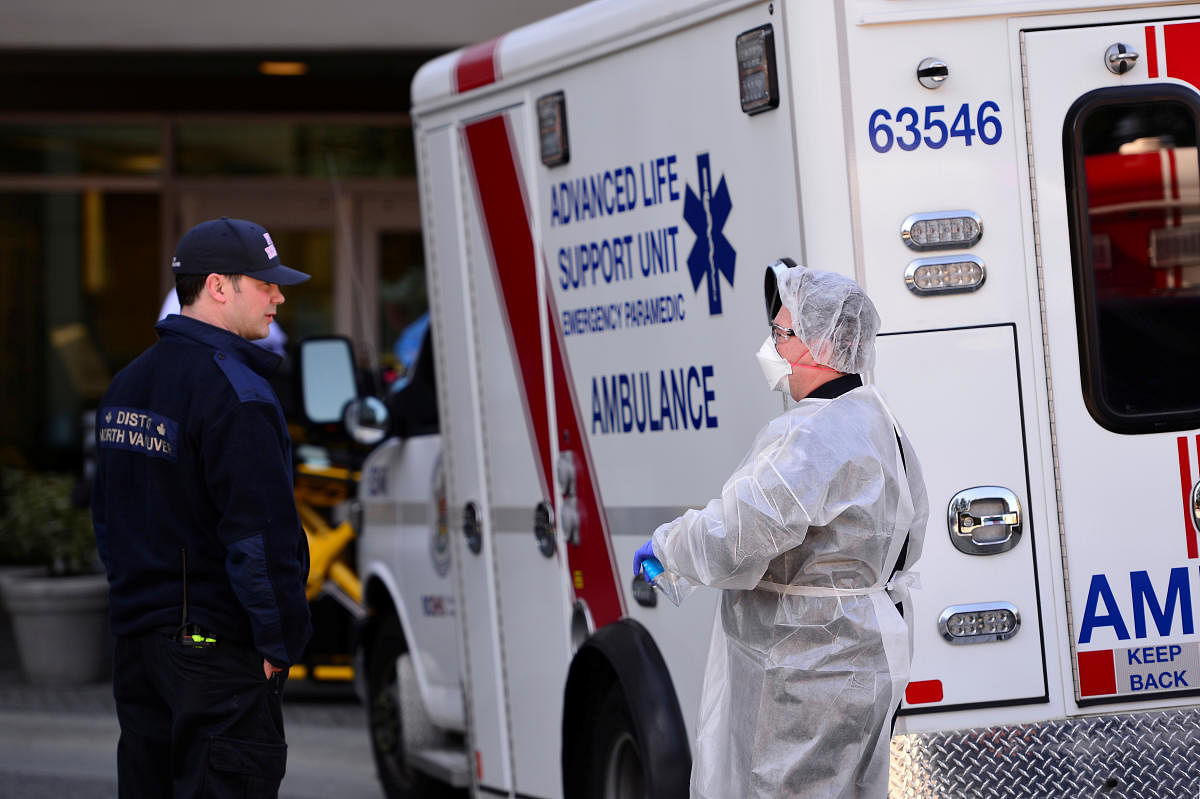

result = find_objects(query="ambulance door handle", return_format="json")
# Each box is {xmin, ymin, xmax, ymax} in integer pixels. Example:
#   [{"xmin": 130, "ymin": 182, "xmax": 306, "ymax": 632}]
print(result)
[
  {"xmin": 1104, "ymin": 43, "xmax": 1139, "ymax": 76},
  {"xmin": 1191, "ymin": 480, "xmax": 1200, "ymax": 534},
  {"xmin": 462, "ymin": 501, "xmax": 482, "ymax": 555},
  {"xmin": 947, "ymin": 486, "xmax": 1022, "ymax": 555},
  {"xmin": 534, "ymin": 501, "xmax": 556, "ymax": 558},
  {"xmin": 556, "ymin": 451, "xmax": 580, "ymax": 546}
]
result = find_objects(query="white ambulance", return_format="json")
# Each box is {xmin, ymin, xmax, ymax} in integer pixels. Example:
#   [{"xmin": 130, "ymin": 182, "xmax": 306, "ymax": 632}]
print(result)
[{"xmin": 300, "ymin": 0, "xmax": 1200, "ymax": 795}]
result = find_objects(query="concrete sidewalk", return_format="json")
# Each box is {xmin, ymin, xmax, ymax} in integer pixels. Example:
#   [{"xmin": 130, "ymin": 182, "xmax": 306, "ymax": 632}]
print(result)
[{"xmin": 0, "ymin": 611, "xmax": 383, "ymax": 798}]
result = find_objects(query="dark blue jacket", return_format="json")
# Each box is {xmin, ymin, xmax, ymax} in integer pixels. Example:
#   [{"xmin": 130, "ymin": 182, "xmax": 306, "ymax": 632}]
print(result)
[{"xmin": 92, "ymin": 315, "xmax": 311, "ymax": 667}]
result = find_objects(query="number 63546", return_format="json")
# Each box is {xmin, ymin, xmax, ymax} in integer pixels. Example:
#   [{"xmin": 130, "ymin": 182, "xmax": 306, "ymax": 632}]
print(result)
[{"xmin": 868, "ymin": 102, "xmax": 1003, "ymax": 153}]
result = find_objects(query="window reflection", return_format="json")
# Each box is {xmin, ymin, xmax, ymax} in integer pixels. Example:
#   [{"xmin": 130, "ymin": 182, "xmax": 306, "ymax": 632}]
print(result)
[
  {"xmin": 377, "ymin": 231, "xmax": 427, "ymax": 390},
  {"xmin": 176, "ymin": 123, "xmax": 414, "ymax": 177},
  {"xmin": 265, "ymin": 229, "xmax": 334, "ymax": 345},
  {"xmin": 0, "ymin": 192, "xmax": 160, "ymax": 469},
  {"xmin": 0, "ymin": 124, "xmax": 162, "ymax": 175},
  {"xmin": 1075, "ymin": 95, "xmax": 1200, "ymax": 427},
  {"xmin": 0, "ymin": 117, "xmax": 417, "ymax": 468}
]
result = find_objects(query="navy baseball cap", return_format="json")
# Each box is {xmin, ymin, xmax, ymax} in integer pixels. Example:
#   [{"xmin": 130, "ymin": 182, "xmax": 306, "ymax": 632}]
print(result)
[{"xmin": 171, "ymin": 217, "xmax": 311, "ymax": 286}]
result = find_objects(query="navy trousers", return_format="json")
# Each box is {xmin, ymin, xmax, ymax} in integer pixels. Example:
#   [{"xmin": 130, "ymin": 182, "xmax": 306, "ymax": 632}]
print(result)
[{"xmin": 112, "ymin": 629, "xmax": 288, "ymax": 798}]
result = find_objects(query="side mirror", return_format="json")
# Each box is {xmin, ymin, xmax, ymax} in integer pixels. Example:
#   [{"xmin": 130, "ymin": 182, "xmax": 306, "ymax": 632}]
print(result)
[
  {"xmin": 298, "ymin": 337, "xmax": 359, "ymax": 426},
  {"xmin": 342, "ymin": 397, "xmax": 390, "ymax": 446}
]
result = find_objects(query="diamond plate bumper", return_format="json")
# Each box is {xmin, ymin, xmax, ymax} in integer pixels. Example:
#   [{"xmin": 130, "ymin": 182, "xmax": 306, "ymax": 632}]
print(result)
[{"xmin": 890, "ymin": 707, "xmax": 1200, "ymax": 797}]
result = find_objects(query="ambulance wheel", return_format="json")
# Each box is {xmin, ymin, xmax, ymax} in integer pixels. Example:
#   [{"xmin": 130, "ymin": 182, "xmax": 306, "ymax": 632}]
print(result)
[
  {"xmin": 580, "ymin": 681, "xmax": 647, "ymax": 799},
  {"xmin": 367, "ymin": 613, "xmax": 459, "ymax": 799}
]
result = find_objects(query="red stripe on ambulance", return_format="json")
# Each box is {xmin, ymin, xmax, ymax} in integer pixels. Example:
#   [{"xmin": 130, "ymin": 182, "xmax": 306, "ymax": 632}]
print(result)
[
  {"xmin": 462, "ymin": 113, "xmax": 625, "ymax": 628},
  {"xmin": 1146, "ymin": 25, "xmax": 1160, "ymax": 78},
  {"xmin": 546, "ymin": 289, "xmax": 626, "ymax": 624},
  {"xmin": 462, "ymin": 115, "xmax": 552, "ymax": 496},
  {"xmin": 1178, "ymin": 436, "xmax": 1198, "ymax": 559},
  {"xmin": 455, "ymin": 37, "xmax": 501, "ymax": 93},
  {"xmin": 1163, "ymin": 22, "xmax": 1200, "ymax": 91}
]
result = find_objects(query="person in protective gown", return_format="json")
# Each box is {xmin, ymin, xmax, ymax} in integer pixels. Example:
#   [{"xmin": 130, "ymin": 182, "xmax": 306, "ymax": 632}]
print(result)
[{"xmin": 633, "ymin": 261, "xmax": 928, "ymax": 798}]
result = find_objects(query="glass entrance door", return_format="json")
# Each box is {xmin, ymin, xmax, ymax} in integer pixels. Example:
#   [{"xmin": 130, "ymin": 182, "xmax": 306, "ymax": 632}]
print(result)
[{"xmin": 176, "ymin": 184, "xmax": 423, "ymax": 363}]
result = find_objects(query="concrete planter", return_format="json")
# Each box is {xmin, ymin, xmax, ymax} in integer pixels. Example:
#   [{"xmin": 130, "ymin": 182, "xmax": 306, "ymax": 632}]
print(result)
[{"xmin": 0, "ymin": 569, "xmax": 110, "ymax": 685}]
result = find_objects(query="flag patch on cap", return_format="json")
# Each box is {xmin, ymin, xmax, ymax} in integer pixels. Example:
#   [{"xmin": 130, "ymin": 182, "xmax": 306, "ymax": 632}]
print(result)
[{"xmin": 263, "ymin": 232, "xmax": 277, "ymax": 260}]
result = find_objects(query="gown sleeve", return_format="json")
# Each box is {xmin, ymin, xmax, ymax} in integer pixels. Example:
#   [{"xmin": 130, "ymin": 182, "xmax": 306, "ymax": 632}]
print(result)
[{"xmin": 653, "ymin": 405, "xmax": 881, "ymax": 590}]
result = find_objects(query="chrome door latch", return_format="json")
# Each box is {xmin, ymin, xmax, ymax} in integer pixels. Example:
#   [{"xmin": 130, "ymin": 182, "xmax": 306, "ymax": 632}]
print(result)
[
  {"xmin": 1104, "ymin": 43, "xmax": 1139, "ymax": 75},
  {"xmin": 948, "ymin": 486, "xmax": 1022, "ymax": 555},
  {"xmin": 1192, "ymin": 481, "xmax": 1200, "ymax": 536}
]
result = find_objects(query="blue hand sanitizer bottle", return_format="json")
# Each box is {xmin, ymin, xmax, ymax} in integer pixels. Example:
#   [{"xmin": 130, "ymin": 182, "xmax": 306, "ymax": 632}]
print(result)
[{"xmin": 640, "ymin": 556, "xmax": 684, "ymax": 607}]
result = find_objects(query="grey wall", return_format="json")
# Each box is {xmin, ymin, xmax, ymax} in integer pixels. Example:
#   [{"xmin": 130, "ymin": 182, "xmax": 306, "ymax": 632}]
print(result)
[{"xmin": 2, "ymin": 0, "xmax": 587, "ymax": 50}]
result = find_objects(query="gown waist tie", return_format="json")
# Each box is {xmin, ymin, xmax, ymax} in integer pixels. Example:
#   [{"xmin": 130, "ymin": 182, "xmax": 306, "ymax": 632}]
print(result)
[{"xmin": 756, "ymin": 570, "xmax": 920, "ymax": 604}]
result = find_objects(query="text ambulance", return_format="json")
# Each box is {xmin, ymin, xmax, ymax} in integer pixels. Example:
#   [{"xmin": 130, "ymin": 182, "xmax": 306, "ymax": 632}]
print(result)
[{"xmin": 319, "ymin": 0, "xmax": 1200, "ymax": 796}]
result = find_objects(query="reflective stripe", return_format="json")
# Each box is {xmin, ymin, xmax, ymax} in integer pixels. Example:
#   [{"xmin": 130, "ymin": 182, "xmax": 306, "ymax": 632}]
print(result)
[
  {"xmin": 362, "ymin": 502, "xmax": 429, "ymax": 527},
  {"xmin": 605, "ymin": 506, "xmax": 693, "ymax": 537}
]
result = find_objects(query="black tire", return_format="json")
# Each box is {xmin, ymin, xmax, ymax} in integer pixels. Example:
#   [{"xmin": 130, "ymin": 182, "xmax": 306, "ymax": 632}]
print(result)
[
  {"xmin": 563, "ymin": 621, "xmax": 690, "ymax": 798},
  {"xmin": 366, "ymin": 613, "xmax": 461, "ymax": 799},
  {"xmin": 569, "ymin": 680, "xmax": 647, "ymax": 799}
]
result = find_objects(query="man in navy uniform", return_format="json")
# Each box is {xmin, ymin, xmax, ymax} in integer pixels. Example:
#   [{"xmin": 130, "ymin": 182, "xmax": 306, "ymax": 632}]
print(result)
[{"xmin": 92, "ymin": 217, "xmax": 313, "ymax": 798}]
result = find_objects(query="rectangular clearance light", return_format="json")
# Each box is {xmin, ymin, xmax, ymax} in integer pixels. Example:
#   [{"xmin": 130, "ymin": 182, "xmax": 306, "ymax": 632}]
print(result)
[
  {"xmin": 905, "ymin": 255, "xmax": 985, "ymax": 295},
  {"xmin": 537, "ymin": 91, "xmax": 569, "ymax": 167},
  {"xmin": 938, "ymin": 602, "xmax": 1020, "ymax": 645},
  {"xmin": 736, "ymin": 24, "xmax": 779, "ymax": 115},
  {"xmin": 901, "ymin": 210, "xmax": 982, "ymax": 251}
]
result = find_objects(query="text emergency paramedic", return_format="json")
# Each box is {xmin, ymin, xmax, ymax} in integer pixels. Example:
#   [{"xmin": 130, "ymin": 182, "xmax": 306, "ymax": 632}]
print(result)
[
  {"xmin": 633, "ymin": 262, "xmax": 928, "ymax": 798},
  {"xmin": 92, "ymin": 217, "xmax": 313, "ymax": 798}
]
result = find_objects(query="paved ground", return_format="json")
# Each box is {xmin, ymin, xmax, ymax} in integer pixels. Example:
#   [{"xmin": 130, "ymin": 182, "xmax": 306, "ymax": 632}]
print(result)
[{"xmin": 0, "ymin": 610, "xmax": 384, "ymax": 798}]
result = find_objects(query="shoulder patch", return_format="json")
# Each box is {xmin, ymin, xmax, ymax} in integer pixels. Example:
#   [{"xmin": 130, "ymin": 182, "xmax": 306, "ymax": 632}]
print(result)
[
  {"xmin": 212, "ymin": 351, "xmax": 276, "ymax": 404},
  {"xmin": 98, "ymin": 406, "xmax": 179, "ymax": 461}
]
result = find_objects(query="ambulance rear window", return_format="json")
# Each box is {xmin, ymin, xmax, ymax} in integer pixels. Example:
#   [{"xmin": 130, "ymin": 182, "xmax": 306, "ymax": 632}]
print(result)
[{"xmin": 1065, "ymin": 85, "xmax": 1200, "ymax": 434}]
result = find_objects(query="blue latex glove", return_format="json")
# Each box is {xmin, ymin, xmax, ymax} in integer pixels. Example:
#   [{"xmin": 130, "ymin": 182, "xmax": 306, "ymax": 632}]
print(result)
[{"xmin": 633, "ymin": 538, "xmax": 656, "ymax": 579}]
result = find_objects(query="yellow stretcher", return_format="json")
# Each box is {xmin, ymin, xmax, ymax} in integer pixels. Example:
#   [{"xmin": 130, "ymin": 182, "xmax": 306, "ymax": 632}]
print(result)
[{"xmin": 290, "ymin": 462, "xmax": 364, "ymax": 682}]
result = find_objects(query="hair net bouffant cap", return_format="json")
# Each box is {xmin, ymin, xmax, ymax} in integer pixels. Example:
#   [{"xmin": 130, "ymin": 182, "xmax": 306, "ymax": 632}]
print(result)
[{"xmin": 778, "ymin": 264, "xmax": 881, "ymax": 374}]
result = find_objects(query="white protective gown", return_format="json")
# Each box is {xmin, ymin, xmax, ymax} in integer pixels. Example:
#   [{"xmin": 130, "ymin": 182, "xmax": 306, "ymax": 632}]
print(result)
[{"xmin": 652, "ymin": 384, "xmax": 928, "ymax": 798}]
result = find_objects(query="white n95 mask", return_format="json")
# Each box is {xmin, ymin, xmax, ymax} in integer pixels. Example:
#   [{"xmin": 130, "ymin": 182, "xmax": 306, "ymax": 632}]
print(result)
[{"xmin": 755, "ymin": 335, "xmax": 791, "ymax": 392}]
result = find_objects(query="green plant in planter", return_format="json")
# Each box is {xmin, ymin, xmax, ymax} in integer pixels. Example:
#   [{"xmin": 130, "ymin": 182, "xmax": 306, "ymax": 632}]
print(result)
[
  {"xmin": 0, "ymin": 467, "xmax": 109, "ymax": 685},
  {"xmin": 0, "ymin": 467, "xmax": 99, "ymax": 576}
]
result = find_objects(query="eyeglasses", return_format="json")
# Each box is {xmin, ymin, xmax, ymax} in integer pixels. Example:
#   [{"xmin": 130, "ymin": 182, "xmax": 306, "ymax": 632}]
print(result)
[{"xmin": 770, "ymin": 322, "xmax": 797, "ymax": 344}]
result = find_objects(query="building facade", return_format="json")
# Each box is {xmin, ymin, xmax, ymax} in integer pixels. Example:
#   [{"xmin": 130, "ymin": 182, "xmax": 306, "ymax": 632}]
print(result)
[{"xmin": 0, "ymin": 0, "xmax": 581, "ymax": 470}]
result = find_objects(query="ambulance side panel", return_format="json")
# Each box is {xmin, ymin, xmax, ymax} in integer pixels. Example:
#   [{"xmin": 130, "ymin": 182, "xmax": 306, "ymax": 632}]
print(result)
[
  {"xmin": 358, "ymin": 434, "xmax": 463, "ymax": 728},
  {"xmin": 528, "ymin": 1, "xmax": 809, "ymax": 753}
]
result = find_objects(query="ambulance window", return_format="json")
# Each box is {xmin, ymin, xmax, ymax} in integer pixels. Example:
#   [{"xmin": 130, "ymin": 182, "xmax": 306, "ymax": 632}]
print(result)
[{"xmin": 1065, "ymin": 86, "xmax": 1200, "ymax": 433}]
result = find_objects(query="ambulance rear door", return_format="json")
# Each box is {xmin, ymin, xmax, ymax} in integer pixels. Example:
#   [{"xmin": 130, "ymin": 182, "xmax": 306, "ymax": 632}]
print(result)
[
  {"xmin": 843, "ymin": 10, "xmax": 1051, "ymax": 720},
  {"xmin": 1024, "ymin": 12, "xmax": 1200, "ymax": 708},
  {"xmin": 418, "ymin": 118, "xmax": 515, "ymax": 791}
]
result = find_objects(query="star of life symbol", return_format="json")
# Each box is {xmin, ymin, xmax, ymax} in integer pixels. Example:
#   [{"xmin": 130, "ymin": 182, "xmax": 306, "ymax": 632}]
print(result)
[
  {"xmin": 262, "ymin": 232, "xmax": 277, "ymax": 260},
  {"xmin": 683, "ymin": 153, "xmax": 736, "ymax": 315}
]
